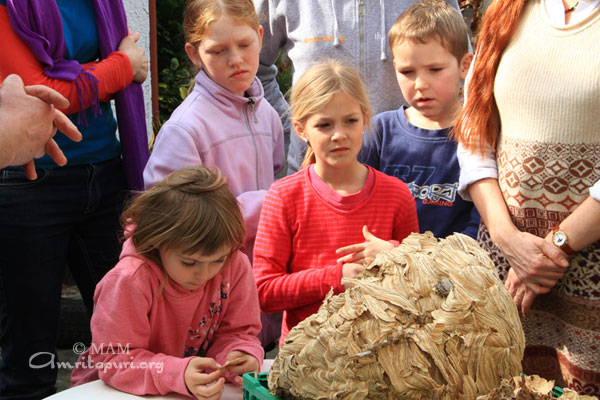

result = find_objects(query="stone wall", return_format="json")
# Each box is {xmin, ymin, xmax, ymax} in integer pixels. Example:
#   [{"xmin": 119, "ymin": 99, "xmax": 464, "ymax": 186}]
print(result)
[{"xmin": 123, "ymin": 0, "xmax": 153, "ymax": 140}]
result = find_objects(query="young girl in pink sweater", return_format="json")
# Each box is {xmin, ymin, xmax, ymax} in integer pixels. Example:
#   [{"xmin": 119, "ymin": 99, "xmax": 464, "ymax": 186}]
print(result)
[
  {"xmin": 253, "ymin": 60, "xmax": 419, "ymax": 346},
  {"xmin": 71, "ymin": 166, "xmax": 263, "ymax": 399}
]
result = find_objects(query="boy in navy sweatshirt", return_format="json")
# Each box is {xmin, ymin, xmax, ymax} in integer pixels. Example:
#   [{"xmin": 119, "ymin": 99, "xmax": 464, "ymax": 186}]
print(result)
[{"xmin": 359, "ymin": 0, "xmax": 479, "ymax": 239}]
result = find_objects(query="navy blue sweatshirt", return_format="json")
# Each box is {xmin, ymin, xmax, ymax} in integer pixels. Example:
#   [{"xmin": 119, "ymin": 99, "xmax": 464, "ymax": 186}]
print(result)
[{"xmin": 359, "ymin": 106, "xmax": 480, "ymax": 239}]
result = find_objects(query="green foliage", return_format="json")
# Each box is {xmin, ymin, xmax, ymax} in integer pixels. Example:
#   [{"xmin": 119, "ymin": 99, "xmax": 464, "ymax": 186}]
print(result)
[
  {"xmin": 156, "ymin": 0, "xmax": 192, "ymax": 129},
  {"xmin": 157, "ymin": 57, "xmax": 194, "ymax": 127},
  {"xmin": 275, "ymin": 51, "xmax": 293, "ymax": 100},
  {"xmin": 156, "ymin": 0, "xmax": 187, "ymax": 75}
]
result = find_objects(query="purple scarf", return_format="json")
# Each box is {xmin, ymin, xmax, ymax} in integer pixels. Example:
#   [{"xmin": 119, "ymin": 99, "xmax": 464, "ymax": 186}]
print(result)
[{"xmin": 6, "ymin": 0, "xmax": 149, "ymax": 191}]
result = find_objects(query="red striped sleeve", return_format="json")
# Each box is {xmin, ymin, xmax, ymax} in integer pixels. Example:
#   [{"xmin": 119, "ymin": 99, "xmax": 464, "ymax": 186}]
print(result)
[{"xmin": 253, "ymin": 182, "xmax": 344, "ymax": 313}]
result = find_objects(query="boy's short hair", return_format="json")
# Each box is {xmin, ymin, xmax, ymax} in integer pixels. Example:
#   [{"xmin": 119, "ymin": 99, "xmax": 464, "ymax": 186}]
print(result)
[{"xmin": 388, "ymin": 0, "xmax": 469, "ymax": 62}]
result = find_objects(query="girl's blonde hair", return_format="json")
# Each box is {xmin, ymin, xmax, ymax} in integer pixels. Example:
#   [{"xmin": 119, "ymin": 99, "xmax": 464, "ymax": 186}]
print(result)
[
  {"xmin": 121, "ymin": 166, "xmax": 245, "ymax": 267},
  {"xmin": 291, "ymin": 60, "xmax": 371, "ymax": 168},
  {"xmin": 183, "ymin": 0, "xmax": 260, "ymax": 47},
  {"xmin": 454, "ymin": 0, "xmax": 527, "ymax": 155}
]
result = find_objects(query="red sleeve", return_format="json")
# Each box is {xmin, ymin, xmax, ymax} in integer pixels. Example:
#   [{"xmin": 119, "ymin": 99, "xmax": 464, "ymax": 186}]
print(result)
[
  {"xmin": 252, "ymin": 188, "xmax": 344, "ymax": 313},
  {"xmin": 0, "ymin": 5, "xmax": 133, "ymax": 114}
]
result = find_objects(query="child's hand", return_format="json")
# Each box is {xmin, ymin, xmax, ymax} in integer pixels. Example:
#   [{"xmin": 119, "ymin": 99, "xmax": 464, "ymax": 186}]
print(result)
[
  {"xmin": 222, "ymin": 351, "xmax": 260, "ymax": 387},
  {"xmin": 184, "ymin": 357, "xmax": 225, "ymax": 400},
  {"xmin": 341, "ymin": 262, "xmax": 364, "ymax": 289},
  {"xmin": 336, "ymin": 226, "xmax": 394, "ymax": 266}
]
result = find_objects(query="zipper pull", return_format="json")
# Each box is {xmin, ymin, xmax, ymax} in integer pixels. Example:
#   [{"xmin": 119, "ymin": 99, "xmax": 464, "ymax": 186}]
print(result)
[{"xmin": 248, "ymin": 98, "xmax": 258, "ymax": 123}]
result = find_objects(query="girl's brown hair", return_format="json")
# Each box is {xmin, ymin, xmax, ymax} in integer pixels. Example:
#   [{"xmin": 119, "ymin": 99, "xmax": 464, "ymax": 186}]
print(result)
[
  {"xmin": 454, "ymin": 0, "xmax": 527, "ymax": 155},
  {"xmin": 183, "ymin": 0, "xmax": 260, "ymax": 47},
  {"xmin": 291, "ymin": 60, "xmax": 371, "ymax": 168},
  {"xmin": 121, "ymin": 166, "xmax": 245, "ymax": 267}
]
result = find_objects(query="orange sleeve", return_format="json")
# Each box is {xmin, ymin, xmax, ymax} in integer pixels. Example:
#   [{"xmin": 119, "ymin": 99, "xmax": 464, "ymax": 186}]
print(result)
[{"xmin": 0, "ymin": 5, "xmax": 134, "ymax": 114}]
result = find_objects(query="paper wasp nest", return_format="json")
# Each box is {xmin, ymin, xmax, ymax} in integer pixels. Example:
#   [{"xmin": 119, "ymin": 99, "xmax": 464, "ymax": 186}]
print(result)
[
  {"xmin": 478, "ymin": 375, "xmax": 598, "ymax": 400},
  {"xmin": 268, "ymin": 233, "xmax": 525, "ymax": 399}
]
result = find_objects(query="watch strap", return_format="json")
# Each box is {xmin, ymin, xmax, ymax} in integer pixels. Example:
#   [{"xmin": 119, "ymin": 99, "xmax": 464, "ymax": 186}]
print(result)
[{"xmin": 552, "ymin": 225, "xmax": 575, "ymax": 255}]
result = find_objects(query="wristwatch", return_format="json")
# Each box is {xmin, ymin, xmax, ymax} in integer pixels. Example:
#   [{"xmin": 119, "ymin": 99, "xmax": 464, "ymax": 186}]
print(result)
[{"xmin": 551, "ymin": 225, "xmax": 574, "ymax": 255}]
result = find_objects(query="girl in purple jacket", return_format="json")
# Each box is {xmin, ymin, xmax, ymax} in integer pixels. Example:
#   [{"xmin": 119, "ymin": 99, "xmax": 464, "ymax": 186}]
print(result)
[
  {"xmin": 144, "ymin": 0, "xmax": 284, "ymax": 266},
  {"xmin": 144, "ymin": 0, "xmax": 284, "ymax": 349}
]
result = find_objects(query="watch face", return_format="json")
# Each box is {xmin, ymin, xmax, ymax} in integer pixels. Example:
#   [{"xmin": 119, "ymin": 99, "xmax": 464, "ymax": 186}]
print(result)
[{"xmin": 553, "ymin": 231, "xmax": 567, "ymax": 247}]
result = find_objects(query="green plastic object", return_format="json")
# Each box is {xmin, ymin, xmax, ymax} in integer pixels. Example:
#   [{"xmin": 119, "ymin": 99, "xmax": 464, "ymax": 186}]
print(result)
[
  {"xmin": 553, "ymin": 385, "xmax": 564, "ymax": 398},
  {"xmin": 242, "ymin": 372, "xmax": 279, "ymax": 400}
]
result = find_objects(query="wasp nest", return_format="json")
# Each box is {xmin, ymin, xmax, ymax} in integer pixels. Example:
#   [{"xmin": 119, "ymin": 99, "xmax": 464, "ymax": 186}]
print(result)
[
  {"xmin": 268, "ymin": 232, "xmax": 525, "ymax": 399},
  {"xmin": 478, "ymin": 375, "xmax": 598, "ymax": 400}
]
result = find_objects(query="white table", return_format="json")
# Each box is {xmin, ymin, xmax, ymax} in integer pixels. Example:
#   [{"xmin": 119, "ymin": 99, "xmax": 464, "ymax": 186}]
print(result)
[{"xmin": 46, "ymin": 360, "xmax": 274, "ymax": 400}]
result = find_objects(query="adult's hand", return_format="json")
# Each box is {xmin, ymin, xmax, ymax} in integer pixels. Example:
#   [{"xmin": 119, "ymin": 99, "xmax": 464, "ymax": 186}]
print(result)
[
  {"xmin": 496, "ymin": 227, "xmax": 568, "ymax": 288},
  {"xmin": 505, "ymin": 267, "xmax": 551, "ymax": 317},
  {"xmin": 0, "ymin": 74, "xmax": 82, "ymax": 179},
  {"xmin": 118, "ymin": 31, "xmax": 149, "ymax": 83},
  {"xmin": 467, "ymin": 179, "xmax": 568, "ymax": 289}
]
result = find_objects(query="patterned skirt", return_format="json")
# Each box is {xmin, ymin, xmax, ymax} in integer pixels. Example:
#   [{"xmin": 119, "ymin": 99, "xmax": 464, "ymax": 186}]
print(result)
[{"xmin": 478, "ymin": 223, "xmax": 600, "ymax": 396}]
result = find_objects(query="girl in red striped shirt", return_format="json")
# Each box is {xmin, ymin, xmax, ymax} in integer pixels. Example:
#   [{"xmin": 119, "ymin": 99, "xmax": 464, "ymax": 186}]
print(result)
[{"xmin": 253, "ymin": 60, "xmax": 419, "ymax": 346}]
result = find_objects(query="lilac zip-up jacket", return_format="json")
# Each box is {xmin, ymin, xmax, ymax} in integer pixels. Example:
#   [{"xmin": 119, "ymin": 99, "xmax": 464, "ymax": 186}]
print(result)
[{"xmin": 143, "ymin": 70, "xmax": 284, "ymax": 258}]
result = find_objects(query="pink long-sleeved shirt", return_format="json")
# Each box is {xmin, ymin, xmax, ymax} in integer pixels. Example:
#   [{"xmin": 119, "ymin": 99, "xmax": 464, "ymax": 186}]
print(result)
[{"xmin": 70, "ymin": 237, "xmax": 264, "ymax": 397}]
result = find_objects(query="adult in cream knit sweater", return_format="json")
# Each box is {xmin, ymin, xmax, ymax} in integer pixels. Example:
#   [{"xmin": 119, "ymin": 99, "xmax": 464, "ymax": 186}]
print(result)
[{"xmin": 454, "ymin": 0, "xmax": 600, "ymax": 396}]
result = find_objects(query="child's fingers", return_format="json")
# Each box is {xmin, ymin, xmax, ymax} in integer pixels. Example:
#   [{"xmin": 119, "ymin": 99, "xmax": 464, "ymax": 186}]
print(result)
[
  {"xmin": 190, "ymin": 377, "xmax": 225, "ymax": 399},
  {"xmin": 336, "ymin": 253, "xmax": 355, "ymax": 263},
  {"xmin": 362, "ymin": 225, "xmax": 376, "ymax": 241},
  {"xmin": 225, "ymin": 358, "xmax": 257, "ymax": 376},
  {"xmin": 225, "ymin": 357, "xmax": 259, "ymax": 387},
  {"xmin": 233, "ymin": 375, "xmax": 244, "ymax": 387},
  {"xmin": 191, "ymin": 356, "xmax": 222, "ymax": 371},
  {"xmin": 337, "ymin": 253, "xmax": 364, "ymax": 265},
  {"xmin": 188, "ymin": 367, "xmax": 223, "ymax": 387},
  {"xmin": 335, "ymin": 243, "xmax": 365, "ymax": 255},
  {"xmin": 199, "ymin": 369, "xmax": 223, "ymax": 384},
  {"xmin": 220, "ymin": 355, "xmax": 247, "ymax": 369}
]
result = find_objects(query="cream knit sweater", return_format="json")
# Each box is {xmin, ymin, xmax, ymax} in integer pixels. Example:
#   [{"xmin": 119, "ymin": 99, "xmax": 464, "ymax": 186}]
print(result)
[{"xmin": 494, "ymin": 0, "xmax": 600, "ymax": 214}]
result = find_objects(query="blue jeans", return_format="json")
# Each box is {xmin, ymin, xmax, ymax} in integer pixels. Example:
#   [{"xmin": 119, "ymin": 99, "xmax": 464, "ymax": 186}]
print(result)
[{"xmin": 0, "ymin": 157, "xmax": 127, "ymax": 399}]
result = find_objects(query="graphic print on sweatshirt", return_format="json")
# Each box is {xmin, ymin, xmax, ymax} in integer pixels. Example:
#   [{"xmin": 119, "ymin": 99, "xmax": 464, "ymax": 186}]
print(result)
[
  {"xmin": 183, "ymin": 282, "xmax": 230, "ymax": 357},
  {"xmin": 383, "ymin": 164, "xmax": 458, "ymax": 207},
  {"xmin": 301, "ymin": 30, "xmax": 386, "ymax": 47},
  {"xmin": 303, "ymin": 33, "xmax": 346, "ymax": 44}
]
